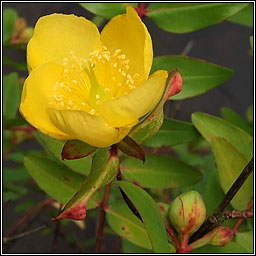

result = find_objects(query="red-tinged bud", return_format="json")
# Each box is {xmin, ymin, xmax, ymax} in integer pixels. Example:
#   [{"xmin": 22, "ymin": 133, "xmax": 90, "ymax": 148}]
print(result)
[
  {"xmin": 19, "ymin": 27, "xmax": 33, "ymax": 43},
  {"xmin": 168, "ymin": 191, "xmax": 206, "ymax": 237},
  {"xmin": 13, "ymin": 17, "xmax": 27, "ymax": 35},
  {"xmin": 209, "ymin": 226, "xmax": 234, "ymax": 246},
  {"xmin": 166, "ymin": 70, "xmax": 183, "ymax": 99},
  {"xmin": 55, "ymin": 203, "xmax": 86, "ymax": 221}
]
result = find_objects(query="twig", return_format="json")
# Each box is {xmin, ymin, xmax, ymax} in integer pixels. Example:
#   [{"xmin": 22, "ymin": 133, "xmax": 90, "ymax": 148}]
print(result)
[
  {"xmin": 95, "ymin": 183, "xmax": 112, "ymax": 253},
  {"xmin": 3, "ymin": 225, "xmax": 46, "ymax": 243},
  {"xmin": 224, "ymin": 209, "xmax": 253, "ymax": 219},
  {"xmin": 190, "ymin": 158, "xmax": 253, "ymax": 242},
  {"xmin": 180, "ymin": 40, "xmax": 194, "ymax": 56},
  {"xmin": 232, "ymin": 198, "xmax": 253, "ymax": 234},
  {"xmin": 52, "ymin": 203, "xmax": 62, "ymax": 252}
]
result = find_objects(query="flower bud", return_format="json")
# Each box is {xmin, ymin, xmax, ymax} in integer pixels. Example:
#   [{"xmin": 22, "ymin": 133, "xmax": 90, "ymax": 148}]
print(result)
[
  {"xmin": 209, "ymin": 226, "xmax": 234, "ymax": 246},
  {"xmin": 168, "ymin": 190, "xmax": 206, "ymax": 237}
]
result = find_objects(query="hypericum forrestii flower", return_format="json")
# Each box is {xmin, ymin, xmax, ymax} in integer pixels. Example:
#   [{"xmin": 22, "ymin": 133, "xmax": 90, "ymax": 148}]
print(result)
[{"xmin": 20, "ymin": 6, "xmax": 168, "ymax": 147}]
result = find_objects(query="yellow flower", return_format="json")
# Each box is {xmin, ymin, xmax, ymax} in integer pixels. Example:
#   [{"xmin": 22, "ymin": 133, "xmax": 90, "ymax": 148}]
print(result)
[{"xmin": 20, "ymin": 6, "xmax": 168, "ymax": 148}]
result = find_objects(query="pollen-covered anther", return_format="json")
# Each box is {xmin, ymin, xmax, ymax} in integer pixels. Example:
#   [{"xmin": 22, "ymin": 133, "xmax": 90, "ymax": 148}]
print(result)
[
  {"xmin": 68, "ymin": 99, "xmax": 73, "ymax": 106},
  {"xmin": 89, "ymin": 108, "xmax": 96, "ymax": 115},
  {"xmin": 96, "ymin": 94, "xmax": 100, "ymax": 100},
  {"xmin": 114, "ymin": 49, "xmax": 122, "ymax": 56},
  {"xmin": 122, "ymin": 71, "xmax": 126, "ymax": 77},
  {"xmin": 72, "ymin": 80, "xmax": 77, "ymax": 84}
]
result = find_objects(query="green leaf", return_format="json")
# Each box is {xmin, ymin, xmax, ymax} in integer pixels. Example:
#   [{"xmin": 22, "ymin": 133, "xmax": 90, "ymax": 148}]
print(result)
[
  {"xmin": 220, "ymin": 107, "xmax": 253, "ymax": 136},
  {"xmin": 24, "ymin": 155, "xmax": 85, "ymax": 205},
  {"xmin": 61, "ymin": 140, "xmax": 96, "ymax": 160},
  {"xmin": 3, "ymin": 117, "xmax": 28, "ymax": 128},
  {"xmin": 106, "ymin": 200, "xmax": 153, "ymax": 250},
  {"xmin": 3, "ymin": 56, "xmax": 27, "ymax": 70},
  {"xmin": 115, "ymin": 181, "xmax": 170, "ymax": 253},
  {"xmin": 211, "ymin": 137, "xmax": 253, "ymax": 210},
  {"xmin": 121, "ymin": 154, "xmax": 202, "ymax": 189},
  {"xmin": 117, "ymin": 136, "xmax": 145, "ymax": 162},
  {"xmin": 91, "ymin": 15, "xmax": 105, "ymax": 28},
  {"xmin": 79, "ymin": 3, "xmax": 137, "ymax": 19},
  {"xmin": 56, "ymin": 149, "xmax": 119, "ymax": 220},
  {"xmin": 3, "ymin": 183, "xmax": 28, "ymax": 201},
  {"xmin": 122, "ymin": 239, "xmax": 153, "ymax": 253},
  {"xmin": 191, "ymin": 241, "xmax": 248, "ymax": 253},
  {"xmin": 245, "ymin": 104, "xmax": 253, "ymax": 125},
  {"xmin": 249, "ymin": 36, "xmax": 253, "ymax": 54},
  {"xmin": 152, "ymin": 56, "xmax": 233, "ymax": 99},
  {"xmin": 234, "ymin": 231, "xmax": 253, "ymax": 253},
  {"xmin": 3, "ymin": 167, "xmax": 30, "ymax": 182},
  {"xmin": 192, "ymin": 112, "xmax": 253, "ymax": 159},
  {"xmin": 147, "ymin": 3, "xmax": 249, "ymax": 33},
  {"xmin": 35, "ymin": 132, "xmax": 92, "ymax": 175},
  {"xmin": 3, "ymin": 73, "xmax": 21, "ymax": 119},
  {"xmin": 227, "ymin": 3, "xmax": 253, "ymax": 27},
  {"xmin": 204, "ymin": 169, "xmax": 224, "ymax": 215},
  {"xmin": 143, "ymin": 118, "xmax": 200, "ymax": 147},
  {"xmin": 3, "ymin": 8, "xmax": 18, "ymax": 45}
]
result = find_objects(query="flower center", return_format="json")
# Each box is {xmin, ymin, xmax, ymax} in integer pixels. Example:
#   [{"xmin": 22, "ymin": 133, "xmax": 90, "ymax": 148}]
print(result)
[{"xmin": 51, "ymin": 46, "xmax": 141, "ymax": 115}]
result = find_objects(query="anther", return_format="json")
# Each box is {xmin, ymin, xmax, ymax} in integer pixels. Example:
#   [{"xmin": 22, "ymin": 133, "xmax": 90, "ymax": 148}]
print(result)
[
  {"xmin": 89, "ymin": 109, "xmax": 95, "ymax": 115},
  {"xmin": 114, "ymin": 49, "xmax": 122, "ymax": 56},
  {"xmin": 96, "ymin": 94, "xmax": 100, "ymax": 99}
]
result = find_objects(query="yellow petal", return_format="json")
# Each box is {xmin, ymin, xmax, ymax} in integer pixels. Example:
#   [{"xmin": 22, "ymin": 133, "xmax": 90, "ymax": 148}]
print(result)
[
  {"xmin": 20, "ymin": 62, "xmax": 72, "ymax": 140},
  {"xmin": 101, "ymin": 70, "xmax": 168, "ymax": 127},
  {"xmin": 48, "ymin": 109, "xmax": 132, "ymax": 148},
  {"xmin": 27, "ymin": 13, "xmax": 101, "ymax": 71},
  {"xmin": 101, "ymin": 6, "xmax": 153, "ymax": 82}
]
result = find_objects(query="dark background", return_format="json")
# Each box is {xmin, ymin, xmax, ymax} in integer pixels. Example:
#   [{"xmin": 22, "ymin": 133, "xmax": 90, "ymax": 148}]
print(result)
[{"xmin": 3, "ymin": 2, "xmax": 254, "ymax": 254}]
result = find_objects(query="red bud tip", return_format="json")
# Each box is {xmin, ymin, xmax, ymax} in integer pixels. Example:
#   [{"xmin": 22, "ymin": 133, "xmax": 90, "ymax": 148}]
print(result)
[
  {"xmin": 167, "ymin": 71, "xmax": 183, "ymax": 98},
  {"xmin": 55, "ymin": 203, "xmax": 87, "ymax": 221}
]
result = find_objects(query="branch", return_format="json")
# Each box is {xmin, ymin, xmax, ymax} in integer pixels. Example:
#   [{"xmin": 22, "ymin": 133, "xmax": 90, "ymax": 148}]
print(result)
[
  {"xmin": 3, "ymin": 225, "xmax": 46, "ymax": 243},
  {"xmin": 232, "ymin": 198, "xmax": 253, "ymax": 234},
  {"xmin": 190, "ymin": 158, "xmax": 253, "ymax": 242},
  {"xmin": 95, "ymin": 182, "xmax": 112, "ymax": 253}
]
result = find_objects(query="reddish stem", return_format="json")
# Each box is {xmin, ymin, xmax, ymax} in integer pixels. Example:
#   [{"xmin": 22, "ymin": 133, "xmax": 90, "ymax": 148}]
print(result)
[
  {"xmin": 166, "ymin": 224, "xmax": 179, "ymax": 250},
  {"xmin": 232, "ymin": 198, "xmax": 253, "ymax": 234},
  {"xmin": 95, "ymin": 183, "xmax": 112, "ymax": 253},
  {"xmin": 178, "ymin": 233, "xmax": 189, "ymax": 253},
  {"xmin": 135, "ymin": 3, "xmax": 147, "ymax": 20}
]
